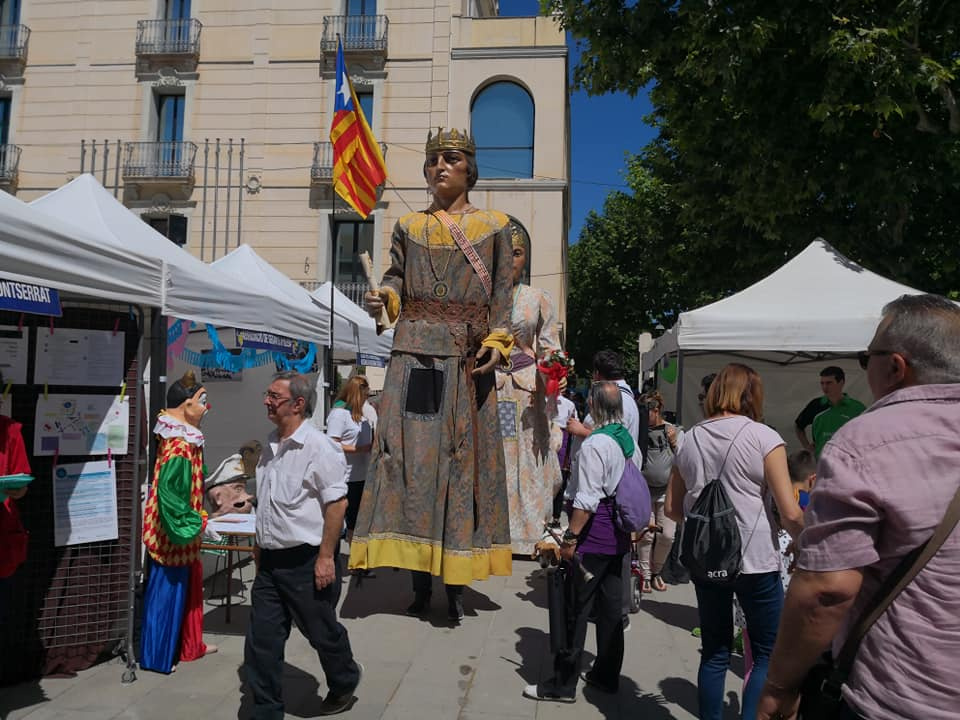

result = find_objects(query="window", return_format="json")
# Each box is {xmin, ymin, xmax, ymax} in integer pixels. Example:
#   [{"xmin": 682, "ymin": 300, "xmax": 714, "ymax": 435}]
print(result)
[
  {"xmin": 155, "ymin": 93, "xmax": 185, "ymax": 173},
  {"xmin": 333, "ymin": 221, "xmax": 374, "ymax": 284},
  {"xmin": 345, "ymin": 0, "xmax": 377, "ymax": 47},
  {"xmin": 146, "ymin": 214, "xmax": 188, "ymax": 246},
  {"xmin": 355, "ymin": 88, "xmax": 374, "ymax": 129},
  {"xmin": 0, "ymin": 97, "xmax": 10, "ymax": 145},
  {"xmin": 0, "ymin": 0, "xmax": 20, "ymax": 26},
  {"xmin": 471, "ymin": 82, "xmax": 534, "ymax": 179},
  {"xmin": 165, "ymin": 0, "xmax": 190, "ymax": 20}
]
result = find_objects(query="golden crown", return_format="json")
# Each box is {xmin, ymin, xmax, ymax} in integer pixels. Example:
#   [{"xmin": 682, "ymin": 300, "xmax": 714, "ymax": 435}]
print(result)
[{"xmin": 425, "ymin": 127, "xmax": 476, "ymax": 155}]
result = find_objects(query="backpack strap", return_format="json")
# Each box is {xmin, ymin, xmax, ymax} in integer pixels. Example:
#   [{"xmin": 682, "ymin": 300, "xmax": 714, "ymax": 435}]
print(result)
[{"xmin": 691, "ymin": 420, "xmax": 748, "ymax": 481}]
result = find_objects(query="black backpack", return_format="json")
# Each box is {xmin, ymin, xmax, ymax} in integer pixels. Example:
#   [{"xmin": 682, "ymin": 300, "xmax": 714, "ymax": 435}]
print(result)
[{"xmin": 680, "ymin": 423, "xmax": 748, "ymax": 585}]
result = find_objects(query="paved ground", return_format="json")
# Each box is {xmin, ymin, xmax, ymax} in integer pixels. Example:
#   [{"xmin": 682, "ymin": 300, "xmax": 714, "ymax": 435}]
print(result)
[{"xmin": 0, "ymin": 554, "xmax": 747, "ymax": 719}]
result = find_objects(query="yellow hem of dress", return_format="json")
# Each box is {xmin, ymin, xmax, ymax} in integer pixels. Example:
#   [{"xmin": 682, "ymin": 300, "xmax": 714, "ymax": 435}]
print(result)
[{"xmin": 348, "ymin": 537, "xmax": 513, "ymax": 585}]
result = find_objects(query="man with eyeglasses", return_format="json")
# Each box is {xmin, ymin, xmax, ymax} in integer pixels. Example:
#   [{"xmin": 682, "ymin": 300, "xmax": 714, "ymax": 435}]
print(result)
[
  {"xmin": 794, "ymin": 366, "xmax": 865, "ymax": 457},
  {"xmin": 759, "ymin": 293, "xmax": 960, "ymax": 720},
  {"xmin": 243, "ymin": 371, "xmax": 362, "ymax": 717}
]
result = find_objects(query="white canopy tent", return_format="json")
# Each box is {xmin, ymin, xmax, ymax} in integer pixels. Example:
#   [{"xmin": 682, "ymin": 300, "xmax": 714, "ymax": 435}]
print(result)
[
  {"xmin": 30, "ymin": 175, "xmax": 329, "ymax": 344},
  {"xmin": 311, "ymin": 281, "xmax": 393, "ymax": 363},
  {"xmin": 0, "ymin": 184, "xmax": 163, "ymax": 307},
  {"xmin": 642, "ymin": 239, "xmax": 927, "ymax": 442}
]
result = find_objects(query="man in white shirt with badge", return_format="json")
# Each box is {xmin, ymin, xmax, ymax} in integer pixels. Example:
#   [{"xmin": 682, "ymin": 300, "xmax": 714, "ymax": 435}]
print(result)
[{"xmin": 243, "ymin": 371, "xmax": 362, "ymax": 718}]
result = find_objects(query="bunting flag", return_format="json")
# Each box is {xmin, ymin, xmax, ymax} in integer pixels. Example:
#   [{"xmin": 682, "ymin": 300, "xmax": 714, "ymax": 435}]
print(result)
[{"xmin": 330, "ymin": 40, "xmax": 387, "ymax": 217}]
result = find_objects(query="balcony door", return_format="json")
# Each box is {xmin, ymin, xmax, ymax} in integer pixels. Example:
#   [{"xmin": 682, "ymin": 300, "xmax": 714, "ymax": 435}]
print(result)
[
  {"xmin": 333, "ymin": 221, "xmax": 374, "ymax": 302},
  {"xmin": 0, "ymin": 97, "xmax": 9, "ymax": 145},
  {"xmin": 0, "ymin": 0, "xmax": 20, "ymax": 26},
  {"xmin": 164, "ymin": 0, "xmax": 191, "ymax": 49},
  {"xmin": 156, "ymin": 94, "xmax": 185, "ymax": 174},
  {"xmin": 346, "ymin": 0, "xmax": 376, "ymax": 48}
]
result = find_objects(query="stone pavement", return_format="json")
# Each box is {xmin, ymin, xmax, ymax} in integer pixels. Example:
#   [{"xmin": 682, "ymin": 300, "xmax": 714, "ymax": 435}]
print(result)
[{"xmin": 0, "ymin": 555, "xmax": 747, "ymax": 719}]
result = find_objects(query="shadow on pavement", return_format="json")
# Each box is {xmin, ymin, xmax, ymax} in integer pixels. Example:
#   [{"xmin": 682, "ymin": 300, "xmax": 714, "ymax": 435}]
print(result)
[
  {"xmin": 511, "ymin": 625, "xmax": 552, "ymax": 684},
  {"xmin": 0, "ymin": 679, "xmax": 49, "ymax": 718},
  {"xmin": 338, "ymin": 559, "xmax": 501, "ymax": 628},
  {"xmin": 659, "ymin": 676, "xmax": 742, "ymax": 719},
  {"xmin": 204, "ymin": 603, "xmax": 252, "ymax": 636},
  {"xmin": 238, "ymin": 660, "xmax": 347, "ymax": 719},
  {"xmin": 513, "ymin": 566, "xmax": 550, "ymax": 609},
  {"xmin": 641, "ymin": 598, "xmax": 700, "ymax": 633}
]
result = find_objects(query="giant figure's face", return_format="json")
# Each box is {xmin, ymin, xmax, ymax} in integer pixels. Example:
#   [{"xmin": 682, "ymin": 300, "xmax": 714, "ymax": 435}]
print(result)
[
  {"xmin": 182, "ymin": 387, "xmax": 210, "ymax": 428},
  {"xmin": 425, "ymin": 150, "xmax": 470, "ymax": 196}
]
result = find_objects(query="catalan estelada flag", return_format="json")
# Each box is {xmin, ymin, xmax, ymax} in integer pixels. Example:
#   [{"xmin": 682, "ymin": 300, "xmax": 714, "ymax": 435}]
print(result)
[{"xmin": 330, "ymin": 40, "xmax": 387, "ymax": 218}]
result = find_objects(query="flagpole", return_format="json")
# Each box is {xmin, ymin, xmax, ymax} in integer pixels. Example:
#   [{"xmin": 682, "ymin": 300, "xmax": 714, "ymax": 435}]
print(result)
[{"xmin": 328, "ymin": 161, "xmax": 337, "ymax": 412}]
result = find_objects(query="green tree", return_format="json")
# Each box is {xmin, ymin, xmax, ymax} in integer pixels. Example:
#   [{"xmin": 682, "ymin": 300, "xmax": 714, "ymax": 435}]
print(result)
[{"xmin": 550, "ymin": 0, "xmax": 960, "ymax": 295}]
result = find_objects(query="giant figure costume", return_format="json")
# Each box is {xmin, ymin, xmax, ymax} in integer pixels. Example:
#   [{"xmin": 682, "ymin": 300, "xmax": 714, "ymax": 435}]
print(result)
[
  {"xmin": 140, "ymin": 372, "xmax": 213, "ymax": 673},
  {"xmin": 349, "ymin": 129, "xmax": 515, "ymax": 587}
]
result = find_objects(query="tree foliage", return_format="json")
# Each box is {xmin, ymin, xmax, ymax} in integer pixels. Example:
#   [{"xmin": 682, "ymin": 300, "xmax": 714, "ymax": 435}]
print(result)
[{"xmin": 552, "ymin": 0, "xmax": 960, "ymax": 370}]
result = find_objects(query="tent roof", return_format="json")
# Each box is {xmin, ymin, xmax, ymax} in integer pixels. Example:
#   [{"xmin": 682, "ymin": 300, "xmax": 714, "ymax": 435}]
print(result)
[
  {"xmin": 31, "ymin": 175, "xmax": 329, "ymax": 344},
  {"xmin": 312, "ymin": 281, "xmax": 393, "ymax": 361},
  {"xmin": 0, "ymin": 186, "xmax": 163, "ymax": 307},
  {"xmin": 642, "ymin": 239, "xmax": 926, "ymax": 370}
]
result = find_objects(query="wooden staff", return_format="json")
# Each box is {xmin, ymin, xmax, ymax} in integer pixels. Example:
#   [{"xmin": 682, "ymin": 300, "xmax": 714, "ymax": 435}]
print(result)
[{"xmin": 359, "ymin": 251, "xmax": 395, "ymax": 331}]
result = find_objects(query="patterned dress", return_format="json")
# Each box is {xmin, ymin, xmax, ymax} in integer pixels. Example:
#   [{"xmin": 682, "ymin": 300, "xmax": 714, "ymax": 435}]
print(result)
[
  {"xmin": 495, "ymin": 284, "xmax": 563, "ymax": 554},
  {"xmin": 348, "ymin": 209, "xmax": 515, "ymax": 586}
]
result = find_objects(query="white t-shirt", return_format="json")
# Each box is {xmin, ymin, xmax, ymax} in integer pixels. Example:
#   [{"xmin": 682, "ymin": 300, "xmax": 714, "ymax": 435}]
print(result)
[
  {"xmin": 674, "ymin": 415, "xmax": 785, "ymax": 574},
  {"xmin": 555, "ymin": 395, "xmax": 577, "ymax": 429},
  {"xmin": 325, "ymin": 406, "xmax": 373, "ymax": 483}
]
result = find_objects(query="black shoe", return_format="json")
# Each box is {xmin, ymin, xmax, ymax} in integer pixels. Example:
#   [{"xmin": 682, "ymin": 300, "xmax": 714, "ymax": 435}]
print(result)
[
  {"xmin": 447, "ymin": 595, "xmax": 464, "ymax": 622},
  {"xmin": 317, "ymin": 662, "xmax": 363, "ymax": 715},
  {"xmin": 580, "ymin": 670, "xmax": 617, "ymax": 694},
  {"xmin": 406, "ymin": 592, "xmax": 431, "ymax": 616}
]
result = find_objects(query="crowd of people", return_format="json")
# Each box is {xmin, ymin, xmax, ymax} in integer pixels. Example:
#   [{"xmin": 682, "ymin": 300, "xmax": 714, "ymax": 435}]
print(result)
[{"xmin": 126, "ymin": 123, "xmax": 960, "ymax": 720}]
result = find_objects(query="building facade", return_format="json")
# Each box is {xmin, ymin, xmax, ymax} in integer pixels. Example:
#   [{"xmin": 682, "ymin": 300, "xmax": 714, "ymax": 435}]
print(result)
[{"xmin": 2, "ymin": 0, "xmax": 569, "ymax": 326}]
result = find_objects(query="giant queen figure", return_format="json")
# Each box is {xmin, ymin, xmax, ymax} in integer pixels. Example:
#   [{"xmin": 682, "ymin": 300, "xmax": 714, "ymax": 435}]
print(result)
[{"xmin": 349, "ymin": 127, "xmax": 515, "ymax": 622}]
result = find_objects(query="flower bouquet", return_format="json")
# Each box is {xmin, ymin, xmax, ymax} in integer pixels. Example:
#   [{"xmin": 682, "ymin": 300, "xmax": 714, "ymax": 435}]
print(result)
[{"xmin": 537, "ymin": 349, "xmax": 575, "ymax": 400}]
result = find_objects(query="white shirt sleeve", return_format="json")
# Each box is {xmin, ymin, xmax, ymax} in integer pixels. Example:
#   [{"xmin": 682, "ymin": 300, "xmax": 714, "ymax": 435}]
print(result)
[
  {"xmin": 309, "ymin": 433, "xmax": 350, "ymax": 505},
  {"xmin": 325, "ymin": 408, "xmax": 347, "ymax": 441},
  {"xmin": 571, "ymin": 436, "xmax": 617, "ymax": 513}
]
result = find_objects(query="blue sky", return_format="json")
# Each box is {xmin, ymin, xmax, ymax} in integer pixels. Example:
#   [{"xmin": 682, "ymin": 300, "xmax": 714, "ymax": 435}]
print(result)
[{"xmin": 500, "ymin": 0, "xmax": 657, "ymax": 242}]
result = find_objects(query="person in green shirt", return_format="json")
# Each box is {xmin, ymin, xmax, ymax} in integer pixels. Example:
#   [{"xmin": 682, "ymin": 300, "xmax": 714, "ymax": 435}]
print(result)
[{"xmin": 794, "ymin": 366, "xmax": 866, "ymax": 456}]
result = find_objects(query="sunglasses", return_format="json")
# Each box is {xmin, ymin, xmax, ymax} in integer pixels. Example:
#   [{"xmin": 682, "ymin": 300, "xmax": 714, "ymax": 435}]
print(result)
[{"xmin": 857, "ymin": 349, "xmax": 895, "ymax": 370}]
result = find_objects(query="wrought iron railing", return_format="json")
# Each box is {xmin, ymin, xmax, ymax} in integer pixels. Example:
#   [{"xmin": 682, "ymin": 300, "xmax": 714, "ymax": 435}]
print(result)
[
  {"xmin": 122, "ymin": 141, "xmax": 198, "ymax": 179},
  {"xmin": 135, "ymin": 18, "xmax": 202, "ymax": 56},
  {"xmin": 312, "ymin": 141, "xmax": 388, "ymax": 182},
  {"xmin": 299, "ymin": 281, "xmax": 369, "ymax": 306},
  {"xmin": 0, "ymin": 144, "xmax": 21, "ymax": 184},
  {"xmin": 321, "ymin": 15, "xmax": 388, "ymax": 52},
  {"xmin": 0, "ymin": 24, "xmax": 30, "ymax": 61},
  {"xmin": 335, "ymin": 281, "xmax": 368, "ymax": 305}
]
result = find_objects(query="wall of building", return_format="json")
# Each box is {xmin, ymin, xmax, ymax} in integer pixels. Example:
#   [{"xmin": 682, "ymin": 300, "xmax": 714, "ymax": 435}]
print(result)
[{"xmin": 7, "ymin": 0, "xmax": 569, "ymax": 328}]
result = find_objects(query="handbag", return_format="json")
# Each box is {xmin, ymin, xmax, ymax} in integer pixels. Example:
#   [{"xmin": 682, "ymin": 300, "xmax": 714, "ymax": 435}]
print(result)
[{"xmin": 798, "ymin": 482, "xmax": 960, "ymax": 718}]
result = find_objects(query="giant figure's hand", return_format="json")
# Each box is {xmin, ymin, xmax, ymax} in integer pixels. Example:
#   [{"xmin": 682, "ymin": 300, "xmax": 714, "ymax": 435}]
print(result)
[
  {"xmin": 472, "ymin": 345, "xmax": 502, "ymax": 376},
  {"xmin": 364, "ymin": 290, "xmax": 387, "ymax": 318}
]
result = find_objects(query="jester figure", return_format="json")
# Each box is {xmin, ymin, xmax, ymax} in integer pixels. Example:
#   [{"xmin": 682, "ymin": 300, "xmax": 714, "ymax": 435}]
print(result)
[{"xmin": 140, "ymin": 371, "xmax": 218, "ymax": 673}]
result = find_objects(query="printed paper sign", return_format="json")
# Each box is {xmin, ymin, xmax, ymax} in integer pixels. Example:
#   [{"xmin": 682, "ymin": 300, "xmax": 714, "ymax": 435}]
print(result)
[
  {"xmin": 34, "ymin": 394, "xmax": 129, "ymax": 456},
  {"xmin": 52, "ymin": 460, "xmax": 118, "ymax": 546},
  {"xmin": 34, "ymin": 328, "xmax": 125, "ymax": 386},
  {"xmin": 0, "ymin": 325, "xmax": 28, "ymax": 385}
]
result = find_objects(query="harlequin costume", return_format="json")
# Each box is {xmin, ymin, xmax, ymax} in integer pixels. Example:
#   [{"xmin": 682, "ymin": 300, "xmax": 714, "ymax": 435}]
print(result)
[
  {"xmin": 140, "ymin": 374, "xmax": 212, "ymax": 673},
  {"xmin": 348, "ymin": 128, "xmax": 515, "ymax": 587}
]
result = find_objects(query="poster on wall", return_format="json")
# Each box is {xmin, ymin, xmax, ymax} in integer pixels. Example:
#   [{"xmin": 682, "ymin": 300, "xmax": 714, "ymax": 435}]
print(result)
[
  {"xmin": 34, "ymin": 394, "xmax": 130, "ymax": 456},
  {"xmin": 52, "ymin": 460, "xmax": 119, "ymax": 546},
  {"xmin": 34, "ymin": 328, "xmax": 125, "ymax": 386},
  {"xmin": 0, "ymin": 325, "xmax": 28, "ymax": 385}
]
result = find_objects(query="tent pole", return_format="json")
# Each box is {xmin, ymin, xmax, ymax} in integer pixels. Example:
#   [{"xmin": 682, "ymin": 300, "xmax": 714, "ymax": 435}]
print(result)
[{"xmin": 676, "ymin": 350, "xmax": 685, "ymax": 426}]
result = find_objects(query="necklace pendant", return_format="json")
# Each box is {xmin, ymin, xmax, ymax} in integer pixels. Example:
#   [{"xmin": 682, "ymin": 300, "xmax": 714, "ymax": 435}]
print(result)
[{"xmin": 432, "ymin": 281, "xmax": 449, "ymax": 298}]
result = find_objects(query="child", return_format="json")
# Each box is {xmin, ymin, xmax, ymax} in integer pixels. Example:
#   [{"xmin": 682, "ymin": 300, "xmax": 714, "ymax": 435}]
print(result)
[{"xmin": 738, "ymin": 449, "xmax": 815, "ymax": 684}]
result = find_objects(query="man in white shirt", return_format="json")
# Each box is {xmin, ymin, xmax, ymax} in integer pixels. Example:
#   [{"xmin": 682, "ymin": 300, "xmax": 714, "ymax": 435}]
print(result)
[
  {"xmin": 565, "ymin": 350, "xmax": 647, "ymax": 626},
  {"xmin": 243, "ymin": 372, "xmax": 362, "ymax": 718}
]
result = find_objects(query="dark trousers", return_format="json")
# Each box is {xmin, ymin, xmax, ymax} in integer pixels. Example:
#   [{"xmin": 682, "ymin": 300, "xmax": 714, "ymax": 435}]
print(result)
[
  {"xmin": 694, "ymin": 571, "xmax": 783, "ymax": 720},
  {"xmin": 243, "ymin": 544, "xmax": 360, "ymax": 720},
  {"xmin": 411, "ymin": 570, "xmax": 464, "ymax": 599},
  {"xmin": 550, "ymin": 552, "xmax": 625, "ymax": 696}
]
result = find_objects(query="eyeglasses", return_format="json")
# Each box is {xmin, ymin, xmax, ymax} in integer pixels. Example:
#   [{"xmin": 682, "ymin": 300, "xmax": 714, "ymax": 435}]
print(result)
[
  {"xmin": 857, "ymin": 349, "xmax": 894, "ymax": 370},
  {"xmin": 263, "ymin": 391, "xmax": 292, "ymax": 405}
]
